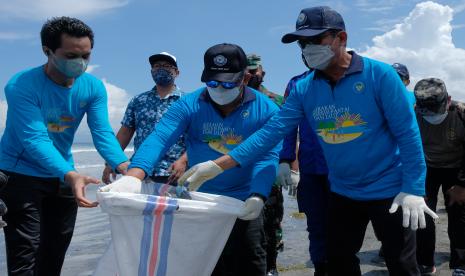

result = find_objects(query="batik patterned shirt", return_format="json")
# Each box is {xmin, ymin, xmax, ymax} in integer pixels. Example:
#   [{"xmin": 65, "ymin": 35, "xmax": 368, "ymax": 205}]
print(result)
[{"xmin": 122, "ymin": 87, "xmax": 185, "ymax": 176}]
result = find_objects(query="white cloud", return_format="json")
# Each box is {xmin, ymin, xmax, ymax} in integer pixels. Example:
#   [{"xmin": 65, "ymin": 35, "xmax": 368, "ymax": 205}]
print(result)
[
  {"xmin": 86, "ymin": 64, "xmax": 100, "ymax": 74},
  {"xmin": 355, "ymin": 0, "xmax": 406, "ymax": 13},
  {"xmin": 102, "ymin": 78, "xmax": 130, "ymax": 130},
  {"xmin": 0, "ymin": 0, "xmax": 129, "ymax": 20},
  {"xmin": 74, "ymin": 77, "xmax": 130, "ymax": 141},
  {"xmin": 360, "ymin": 1, "xmax": 465, "ymax": 100}
]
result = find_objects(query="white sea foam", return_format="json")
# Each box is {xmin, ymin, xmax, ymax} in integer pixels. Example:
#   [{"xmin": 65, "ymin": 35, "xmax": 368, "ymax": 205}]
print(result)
[
  {"xmin": 71, "ymin": 147, "xmax": 134, "ymax": 154},
  {"xmin": 75, "ymin": 164, "xmax": 105, "ymax": 169}
]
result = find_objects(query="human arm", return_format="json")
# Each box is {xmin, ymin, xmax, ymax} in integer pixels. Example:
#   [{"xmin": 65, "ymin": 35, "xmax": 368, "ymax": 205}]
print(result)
[
  {"xmin": 87, "ymin": 81, "xmax": 128, "ymax": 171},
  {"xmin": 102, "ymin": 126, "xmax": 135, "ymax": 183},
  {"xmin": 167, "ymin": 152, "xmax": 188, "ymax": 184},
  {"xmin": 376, "ymin": 67, "xmax": 437, "ymax": 229},
  {"xmin": 127, "ymin": 98, "xmax": 191, "ymax": 178}
]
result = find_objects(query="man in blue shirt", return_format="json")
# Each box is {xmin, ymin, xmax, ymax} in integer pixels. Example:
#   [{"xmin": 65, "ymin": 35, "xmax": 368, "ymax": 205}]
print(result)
[
  {"xmin": 392, "ymin": 63, "xmax": 416, "ymax": 106},
  {"xmin": 179, "ymin": 6, "xmax": 439, "ymax": 275},
  {"xmin": 104, "ymin": 43, "xmax": 281, "ymax": 275},
  {"xmin": 279, "ymin": 70, "xmax": 330, "ymax": 275},
  {"xmin": 102, "ymin": 52, "xmax": 186, "ymax": 185},
  {"xmin": 0, "ymin": 17, "xmax": 128, "ymax": 275}
]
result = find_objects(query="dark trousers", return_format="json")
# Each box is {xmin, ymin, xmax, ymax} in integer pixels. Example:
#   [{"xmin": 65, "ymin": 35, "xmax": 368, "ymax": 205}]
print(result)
[
  {"xmin": 416, "ymin": 167, "xmax": 465, "ymax": 269},
  {"xmin": 0, "ymin": 170, "xmax": 78, "ymax": 276},
  {"xmin": 297, "ymin": 173, "xmax": 329, "ymax": 266},
  {"xmin": 211, "ymin": 212, "xmax": 267, "ymax": 276},
  {"xmin": 264, "ymin": 185, "xmax": 284, "ymax": 271},
  {"xmin": 327, "ymin": 192, "xmax": 420, "ymax": 276}
]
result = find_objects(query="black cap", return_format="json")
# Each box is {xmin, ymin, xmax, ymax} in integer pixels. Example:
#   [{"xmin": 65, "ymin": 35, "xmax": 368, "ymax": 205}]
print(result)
[
  {"xmin": 201, "ymin": 43, "xmax": 247, "ymax": 83},
  {"xmin": 149, "ymin": 52, "xmax": 177, "ymax": 68},
  {"xmin": 392, "ymin": 63, "xmax": 409, "ymax": 80},
  {"xmin": 282, "ymin": 6, "xmax": 345, "ymax": 43},
  {"xmin": 414, "ymin": 78, "xmax": 448, "ymax": 115}
]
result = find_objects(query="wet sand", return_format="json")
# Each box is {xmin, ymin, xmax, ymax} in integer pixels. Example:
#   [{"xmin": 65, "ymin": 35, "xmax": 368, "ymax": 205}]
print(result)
[{"xmin": 0, "ymin": 188, "xmax": 452, "ymax": 275}]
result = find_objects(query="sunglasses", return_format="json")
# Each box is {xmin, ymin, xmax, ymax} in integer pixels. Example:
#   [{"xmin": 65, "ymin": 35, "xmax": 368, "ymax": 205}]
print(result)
[
  {"xmin": 297, "ymin": 30, "xmax": 339, "ymax": 49},
  {"xmin": 206, "ymin": 80, "xmax": 239, "ymax": 89}
]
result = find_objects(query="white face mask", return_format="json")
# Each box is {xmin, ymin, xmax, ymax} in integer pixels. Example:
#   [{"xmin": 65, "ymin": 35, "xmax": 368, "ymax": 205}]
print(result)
[
  {"xmin": 301, "ymin": 44, "xmax": 335, "ymax": 70},
  {"xmin": 207, "ymin": 86, "xmax": 241, "ymax": 105},
  {"xmin": 423, "ymin": 112, "xmax": 448, "ymax": 125}
]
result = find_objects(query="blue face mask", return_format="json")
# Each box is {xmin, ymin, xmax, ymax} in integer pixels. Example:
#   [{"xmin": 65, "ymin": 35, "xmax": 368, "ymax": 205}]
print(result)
[
  {"xmin": 152, "ymin": 68, "xmax": 175, "ymax": 86},
  {"xmin": 50, "ymin": 52, "xmax": 89, "ymax": 78},
  {"xmin": 423, "ymin": 112, "xmax": 448, "ymax": 125}
]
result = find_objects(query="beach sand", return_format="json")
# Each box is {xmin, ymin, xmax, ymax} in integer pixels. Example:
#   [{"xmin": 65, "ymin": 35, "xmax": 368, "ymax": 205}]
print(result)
[{"xmin": 0, "ymin": 187, "xmax": 453, "ymax": 275}]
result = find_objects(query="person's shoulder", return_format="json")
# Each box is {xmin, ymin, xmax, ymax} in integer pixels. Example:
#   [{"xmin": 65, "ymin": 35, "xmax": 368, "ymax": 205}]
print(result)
[
  {"xmin": 7, "ymin": 66, "xmax": 44, "ymax": 88},
  {"xmin": 286, "ymin": 70, "xmax": 313, "ymax": 93},
  {"xmin": 249, "ymin": 88, "xmax": 280, "ymax": 112},
  {"xmin": 172, "ymin": 87, "xmax": 205, "ymax": 108},
  {"xmin": 5, "ymin": 66, "xmax": 45, "ymax": 96},
  {"xmin": 77, "ymin": 72, "xmax": 103, "ymax": 84},
  {"xmin": 134, "ymin": 89, "xmax": 154, "ymax": 100},
  {"xmin": 358, "ymin": 54, "xmax": 392, "ymax": 73},
  {"xmin": 451, "ymin": 100, "xmax": 465, "ymax": 115},
  {"xmin": 75, "ymin": 73, "xmax": 107, "ymax": 95}
]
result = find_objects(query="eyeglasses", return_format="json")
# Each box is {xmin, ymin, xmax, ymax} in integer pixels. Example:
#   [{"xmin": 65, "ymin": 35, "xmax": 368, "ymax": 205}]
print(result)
[
  {"xmin": 206, "ymin": 80, "xmax": 239, "ymax": 89},
  {"xmin": 297, "ymin": 30, "xmax": 339, "ymax": 49},
  {"xmin": 152, "ymin": 64, "xmax": 176, "ymax": 70}
]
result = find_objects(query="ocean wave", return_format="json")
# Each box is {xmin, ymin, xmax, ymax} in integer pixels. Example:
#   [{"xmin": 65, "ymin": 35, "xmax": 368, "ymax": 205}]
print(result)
[
  {"xmin": 71, "ymin": 148, "xmax": 97, "ymax": 153},
  {"xmin": 75, "ymin": 164, "xmax": 105, "ymax": 169}
]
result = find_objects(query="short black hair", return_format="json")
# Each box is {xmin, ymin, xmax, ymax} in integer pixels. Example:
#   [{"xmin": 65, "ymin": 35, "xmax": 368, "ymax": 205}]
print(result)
[{"xmin": 40, "ymin": 16, "xmax": 94, "ymax": 52}]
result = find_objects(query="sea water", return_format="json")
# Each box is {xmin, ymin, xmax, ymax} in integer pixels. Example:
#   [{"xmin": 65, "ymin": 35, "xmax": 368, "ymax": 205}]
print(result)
[{"xmin": 0, "ymin": 143, "xmax": 134, "ymax": 275}]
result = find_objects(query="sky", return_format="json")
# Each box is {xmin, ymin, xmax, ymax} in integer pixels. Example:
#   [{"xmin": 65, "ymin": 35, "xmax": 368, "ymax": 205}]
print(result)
[{"xmin": 1, "ymin": 0, "xmax": 465, "ymax": 141}]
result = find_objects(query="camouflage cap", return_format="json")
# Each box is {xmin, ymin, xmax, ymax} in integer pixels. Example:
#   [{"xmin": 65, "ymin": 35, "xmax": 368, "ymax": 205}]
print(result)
[
  {"xmin": 247, "ymin": 54, "xmax": 262, "ymax": 70},
  {"xmin": 414, "ymin": 78, "xmax": 448, "ymax": 115}
]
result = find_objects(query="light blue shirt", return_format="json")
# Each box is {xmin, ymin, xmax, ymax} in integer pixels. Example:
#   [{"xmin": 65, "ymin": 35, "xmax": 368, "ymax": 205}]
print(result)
[
  {"xmin": 229, "ymin": 52, "xmax": 426, "ymax": 200},
  {"xmin": 0, "ymin": 66, "xmax": 128, "ymax": 180},
  {"xmin": 129, "ymin": 87, "xmax": 281, "ymax": 200}
]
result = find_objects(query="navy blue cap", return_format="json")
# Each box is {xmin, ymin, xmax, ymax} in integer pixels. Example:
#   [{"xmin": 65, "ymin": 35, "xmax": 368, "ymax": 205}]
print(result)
[
  {"xmin": 282, "ymin": 6, "xmax": 345, "ymax": 44},
  {"xmin": 392, "ymin": 63, "xmax": 410, "ymax": 80},
  {"xmin": 201, "ymin": 43, "xmax": 247, "ymax": 83}
]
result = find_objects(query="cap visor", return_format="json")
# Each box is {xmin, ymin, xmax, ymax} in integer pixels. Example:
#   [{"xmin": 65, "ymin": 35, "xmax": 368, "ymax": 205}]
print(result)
[
  {"xmin": 149, "ymin": 54, "xmax": 177, "ymax": 67},
  {"xmin": 281, "ymin": 29, "xmax": 329, "ymax": 43},
  {"xmin": 201, "ymin": 70, "xmax": 244, "ymax": 83}
]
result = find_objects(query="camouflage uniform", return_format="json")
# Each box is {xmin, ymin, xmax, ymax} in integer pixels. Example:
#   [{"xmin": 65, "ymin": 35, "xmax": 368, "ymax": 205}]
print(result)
[
  {"xmin": 414, "ymin": 78, "xmax": 465, "ymax": 271},
  {"xmin": 247, "ymin": 54, "xmax": 284, "ymax": 275}
]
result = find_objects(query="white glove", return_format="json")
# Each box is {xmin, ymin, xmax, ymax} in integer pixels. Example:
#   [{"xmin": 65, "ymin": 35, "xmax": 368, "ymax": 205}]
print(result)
[
  {"xmin": 178, "ymin": 160, "xmax": 223, "ymax": 191},
  {"xmin": 98, "ymin": 175, "xmax": 142, "ymax": 194},
  {"xmin": 278, "ymin": 163, "xmax": 292, "ymax": 189},
  {"xmin": 389, "ymin": 192, "xmax": 439, "ymax": 230},
  {"xmin": 239, "ymin": 196, "xmax": 264, "ymax": 220},
  {"xmin": 288, "ymin": 170, "xmax": 300, "ymax": 196}
]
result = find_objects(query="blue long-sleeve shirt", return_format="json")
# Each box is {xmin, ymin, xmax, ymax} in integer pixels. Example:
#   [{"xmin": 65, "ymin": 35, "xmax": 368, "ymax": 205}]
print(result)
[
  {"xmin": 0, "ymin": 66, "xmax": 128, "ymax": 180},
  {"xmin": 229, "ymin": 52, "xmax": 426, "ymax": 200},
  {"xmin": 279, "ymin": 71, "xmax": 328, "ymax": 175},
  {"xmin": 129, "ymin": 87, "xmax": 281, "ymax": 200}
]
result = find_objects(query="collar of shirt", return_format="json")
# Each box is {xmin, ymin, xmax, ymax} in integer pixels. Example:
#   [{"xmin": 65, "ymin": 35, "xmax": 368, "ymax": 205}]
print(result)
[
  {"xmin": 313, "ymin": 51, "xmax": 363, "ymax": 80},
  {"xmin": 199, "ymin": 86, "xmax": 256, "ymax": 104},
  {"xmin": 152, "ymin": 86, "xmax": 183, "ymax": 100}
]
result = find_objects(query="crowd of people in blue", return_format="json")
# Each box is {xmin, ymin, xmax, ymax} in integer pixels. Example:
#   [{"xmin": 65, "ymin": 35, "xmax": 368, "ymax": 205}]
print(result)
[{"xmin": 0, "ymin": 4, "xmax": 465, "ymax": 276}]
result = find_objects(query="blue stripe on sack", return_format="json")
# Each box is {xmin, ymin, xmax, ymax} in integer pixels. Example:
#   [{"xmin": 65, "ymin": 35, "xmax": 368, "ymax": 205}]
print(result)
[
  {"xmin": 138, "ymin": 195, "xmax": 157, "ymax": 276},
  {"xmin": 156, "ymin": 198, "xmax": 178, "ymax": 276}
]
